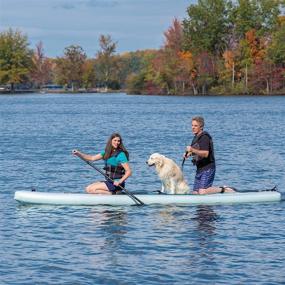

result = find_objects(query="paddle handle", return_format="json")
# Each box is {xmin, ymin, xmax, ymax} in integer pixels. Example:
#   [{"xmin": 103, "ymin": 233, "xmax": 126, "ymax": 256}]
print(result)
[{"xmin": 181, "ymin": 150, "xmax": 192, "ymax": 170}]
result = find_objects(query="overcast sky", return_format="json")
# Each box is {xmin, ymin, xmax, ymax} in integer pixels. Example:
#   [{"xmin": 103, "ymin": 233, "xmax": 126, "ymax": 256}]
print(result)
[{"xmin": 0, "ymin": 0, "xmax": 195, "ymax": 57}]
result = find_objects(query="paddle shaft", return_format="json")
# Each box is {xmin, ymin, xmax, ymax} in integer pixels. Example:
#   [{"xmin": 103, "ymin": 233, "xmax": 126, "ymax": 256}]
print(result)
[
  {"xmin": 76, "ymin": 154, "xmax": 144, "ymax": 206},
  {"xmin": 242, "ymin": 185, "xmax": 278, "ymax": 193},
  {"xmin": 181, "ymin": 157, "xmax": 186, "ymax": 170},
  {"xmin": 181, "ymin": 151, "xmax": 190, "ymax": 170}
]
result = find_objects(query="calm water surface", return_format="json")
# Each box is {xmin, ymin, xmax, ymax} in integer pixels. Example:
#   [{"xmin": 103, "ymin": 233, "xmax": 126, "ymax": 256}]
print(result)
[{"xmin": 1, "ymin": 93, "xmax": 285, "ymax": 284}]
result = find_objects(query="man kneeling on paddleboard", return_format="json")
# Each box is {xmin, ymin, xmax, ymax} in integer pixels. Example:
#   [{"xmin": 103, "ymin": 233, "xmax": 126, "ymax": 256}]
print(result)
[{"xmin": 196, "ymin": 186, "xmax": 237, "ymax": 195}]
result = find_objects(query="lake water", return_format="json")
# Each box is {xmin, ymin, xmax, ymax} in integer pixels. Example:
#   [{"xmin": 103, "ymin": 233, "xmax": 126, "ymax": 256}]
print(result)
[{"xmin": 1, "ymin": 93, "xmax": 285, "ymax": 284}]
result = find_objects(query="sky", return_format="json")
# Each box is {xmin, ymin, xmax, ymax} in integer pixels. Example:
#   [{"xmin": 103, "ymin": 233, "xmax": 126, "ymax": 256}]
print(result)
[{"xmin": 0, "ymin": 0, "xmax": 195, "ymax": 57}]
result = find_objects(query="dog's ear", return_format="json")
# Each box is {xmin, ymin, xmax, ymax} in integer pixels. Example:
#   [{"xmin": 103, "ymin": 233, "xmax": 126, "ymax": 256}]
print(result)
[{"xmin": 156, "ymin": 157, "xmax": 164, "ymax": 168}]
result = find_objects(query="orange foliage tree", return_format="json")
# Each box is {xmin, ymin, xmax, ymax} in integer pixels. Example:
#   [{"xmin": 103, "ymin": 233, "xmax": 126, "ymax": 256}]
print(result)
[
  {"xmin": 30, "ymin": 41, "xmax": 53, "ymax": 88},
  {"xmin": 245, "ymin": 29, "xmax": 266, "ymax": 64}
]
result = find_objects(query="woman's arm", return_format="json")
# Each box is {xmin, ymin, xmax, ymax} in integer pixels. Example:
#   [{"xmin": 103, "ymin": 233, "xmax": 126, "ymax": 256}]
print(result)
[
  {"xmin": 72, "ymin": 149, "xmax": 103, "ymax": 161},
  {"xmin": 113, "ymin": 162, "xmax": 132, "ymax": 186}
]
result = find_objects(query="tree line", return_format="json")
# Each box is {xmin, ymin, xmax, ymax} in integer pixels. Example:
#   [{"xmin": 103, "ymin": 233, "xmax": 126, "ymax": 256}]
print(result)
[{"xmin": 1, "ymin": 0, "xmax": 285, "ymax": 95}]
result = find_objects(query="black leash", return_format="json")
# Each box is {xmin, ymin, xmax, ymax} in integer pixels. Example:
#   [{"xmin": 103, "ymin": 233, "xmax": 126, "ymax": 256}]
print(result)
[
  {"xmin": 76, "ymin": 154, "xmax": 144, "ymax": 206},
  {"xmin": 230, "ymin": 185, "xmax": 278, "ymax": 193},
  {"xmin": 251, "ymin": 185, "xmax": 278, "ymax": 192}
]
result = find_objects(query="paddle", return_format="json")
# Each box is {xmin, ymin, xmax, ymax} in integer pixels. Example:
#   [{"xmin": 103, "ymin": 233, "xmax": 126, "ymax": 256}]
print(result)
[
  {"xmin": 74, "ymin": 152, "xmax": 144, "ymax": 206},
  {"xmin": 243, "ymin": 185, "xmax": 278, "ymax": 193},
  {"xmin": 181, "ymin": 151, "xmax": 190, "ymax": 170}
]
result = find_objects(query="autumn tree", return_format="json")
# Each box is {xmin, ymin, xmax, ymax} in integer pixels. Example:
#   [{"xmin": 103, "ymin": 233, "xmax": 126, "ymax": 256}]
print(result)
[
  {"xmin": 0, "ymin": 28, "xmax": 33, "ymax": 91},
  {"xmin": 177, "ymin": 51, "xmax": 197, "ymax": 94},
  {"xmin": 164, "ymin": 18, "xmax": 184, "ymax": 53},
  {"xmin": 222, "ymin": 50, "xmax": 236, "ymax": 87},
  {"xmin": 30, "ymin": 41, "xmax": 53, "ymax": 88},
  {"xmin": 147, "ymin": 18, "xmax": 187, "ymax": 95},
  {"xmin": 248, "ymin": 59, "xmax": 276, "ymax": 94},
  {"xmin": 230, "ymin": 29, "xmax": 263, "ymax": 92},
  {"xmin": 149, "ymin": 50, "xmax": 173, "ymax": 94},
  {"xmin": 126, "ymin": 19, "xmax": 185, "ymax": 95},
  {"xmin": 159, "ymin": 19, "xmax": 184, "ymax": 94},
  {"xmin": 195, "ymin": 52, "xmax": 217, "ymax": 94}
]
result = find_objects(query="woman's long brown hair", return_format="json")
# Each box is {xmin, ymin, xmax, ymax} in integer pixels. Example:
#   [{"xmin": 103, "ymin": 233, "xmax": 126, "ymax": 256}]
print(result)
[{"xmin": 103, "ymin": 133, "xmax": 129, "ymax": 160}]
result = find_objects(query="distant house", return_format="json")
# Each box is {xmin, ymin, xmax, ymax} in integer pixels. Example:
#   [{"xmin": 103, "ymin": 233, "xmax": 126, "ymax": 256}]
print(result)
[
  {"xmin": 0, "ymin": 85, "xmax": 11, "ymax": 91},
  {"xmin": 41, "ymin": 84, "xmax": 65, "ymax": 93},
  {"xmin": 41, "ymin": 84, "xmax": 64, "ymax": 90}
]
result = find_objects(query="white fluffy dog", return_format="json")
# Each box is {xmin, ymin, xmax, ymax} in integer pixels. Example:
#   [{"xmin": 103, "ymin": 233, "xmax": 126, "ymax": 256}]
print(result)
[{"xmin": 146, "ymin": 153, "xmax": 190, "ymax": 194}]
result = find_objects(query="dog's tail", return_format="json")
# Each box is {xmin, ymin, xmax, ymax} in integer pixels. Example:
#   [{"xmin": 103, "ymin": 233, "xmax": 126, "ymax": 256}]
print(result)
[{"xmin": 178, "ymin": 181, "xmax": 190, "ymax": 194}]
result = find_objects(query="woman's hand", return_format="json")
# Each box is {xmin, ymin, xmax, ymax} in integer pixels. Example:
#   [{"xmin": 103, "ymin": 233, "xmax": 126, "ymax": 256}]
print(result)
[
  {"xmin": 113, "ymin": 180, "xmax": 122, "ymax": 187},
  {"xmin": 72, "ymin": 149, "xmax": 81, "ymax": 156}
]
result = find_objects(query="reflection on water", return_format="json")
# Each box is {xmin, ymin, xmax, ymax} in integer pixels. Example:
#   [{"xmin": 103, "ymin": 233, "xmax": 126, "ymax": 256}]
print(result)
[
  {"xmin": 191, "ymin": 205, "xmax": 220, "ymax": 272},
  {"xmin": 91, "ymin": 209, "xmax": 128, "ymax": 242},
  {"xmin": 192, "ymin": 205, "xmax": 219, "ymax": 260},
  {"xmin": 193, "ymin": 205, "xmax": 219, "ymax": 236},
  {"xmin": 87, "ymin": 209, "xmax": 130, "ymax": 269}
]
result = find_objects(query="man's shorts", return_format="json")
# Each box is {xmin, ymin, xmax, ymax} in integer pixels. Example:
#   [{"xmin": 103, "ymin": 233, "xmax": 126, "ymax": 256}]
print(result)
[{"xmin": 193, "ymin": 167, "xmax": 215, "ymax": 191}]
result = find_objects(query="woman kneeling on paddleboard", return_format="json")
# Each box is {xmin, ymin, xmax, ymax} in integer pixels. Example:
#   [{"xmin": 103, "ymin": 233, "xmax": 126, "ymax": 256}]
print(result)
[{"xmin": 72, "ymin": 133, "xmax": 132, "ymax": 194}]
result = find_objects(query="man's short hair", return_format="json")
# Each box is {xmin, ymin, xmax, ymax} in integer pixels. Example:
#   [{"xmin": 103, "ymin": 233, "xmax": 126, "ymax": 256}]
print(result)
[{"xmin": 192, "ymin": 116, "xmax": 204, "ymax": 128}]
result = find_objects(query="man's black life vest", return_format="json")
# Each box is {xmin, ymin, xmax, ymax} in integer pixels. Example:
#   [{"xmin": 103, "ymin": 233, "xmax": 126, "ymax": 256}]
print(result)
[
  {"xmin": 103, "ymin": 150, "xmax": 126, "ymax": 180},
  {"xmin": 191, "ymin": 131, "xmax": 215, "ymax": 170}
]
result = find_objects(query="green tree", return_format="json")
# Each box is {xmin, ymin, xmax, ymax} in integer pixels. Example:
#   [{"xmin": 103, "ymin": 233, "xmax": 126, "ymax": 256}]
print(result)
[
  {"xmin": 126, "ymin": 72, "xmax": 147, "ymax": 95},
  {"xmin": 82, "ymin": 59, "xmax": 96, "ymax": 89},
  {"xmin": 0, "ymin": 28, "xmax": 33, "ymax": 91},
  {"xmin": 231, "ymin": 0, "xmax": 282, "ymax": 39},
  {"xmin": 115, "ymin": 51, "xmax": 147, "ymax": 89},
  {"xmin": 125, "ymin": 50, "xmax": 159, "ymax": 94},
  {"xmin": 183, "ymin": 0, "xmax": 232, "ymax": 56},
  {"xmin": 95, "ymin": 35, "xmax": 117, "ymax": 90},
  {"xmin": 267, "ymin": 21, "xmax": 285, "ymax": 64},
  {"xmin": 55, "ymin": 45, "xmax": 87, "ymax": 90}
]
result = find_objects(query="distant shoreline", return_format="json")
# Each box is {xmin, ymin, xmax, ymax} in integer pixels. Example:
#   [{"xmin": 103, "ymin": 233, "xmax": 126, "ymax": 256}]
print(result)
[
  {"xmin": 0, "ymin": 89, "xmax": 124, "ymax": 95},
  {"xmin": 0, "ymin": 89, "xmax": 284, "ymax": 96}
]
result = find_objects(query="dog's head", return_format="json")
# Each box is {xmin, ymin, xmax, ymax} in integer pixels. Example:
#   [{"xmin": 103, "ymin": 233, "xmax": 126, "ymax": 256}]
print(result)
[{"xmin": 146, "ymin": 153, "xmax": 165, "ymax": 168}]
